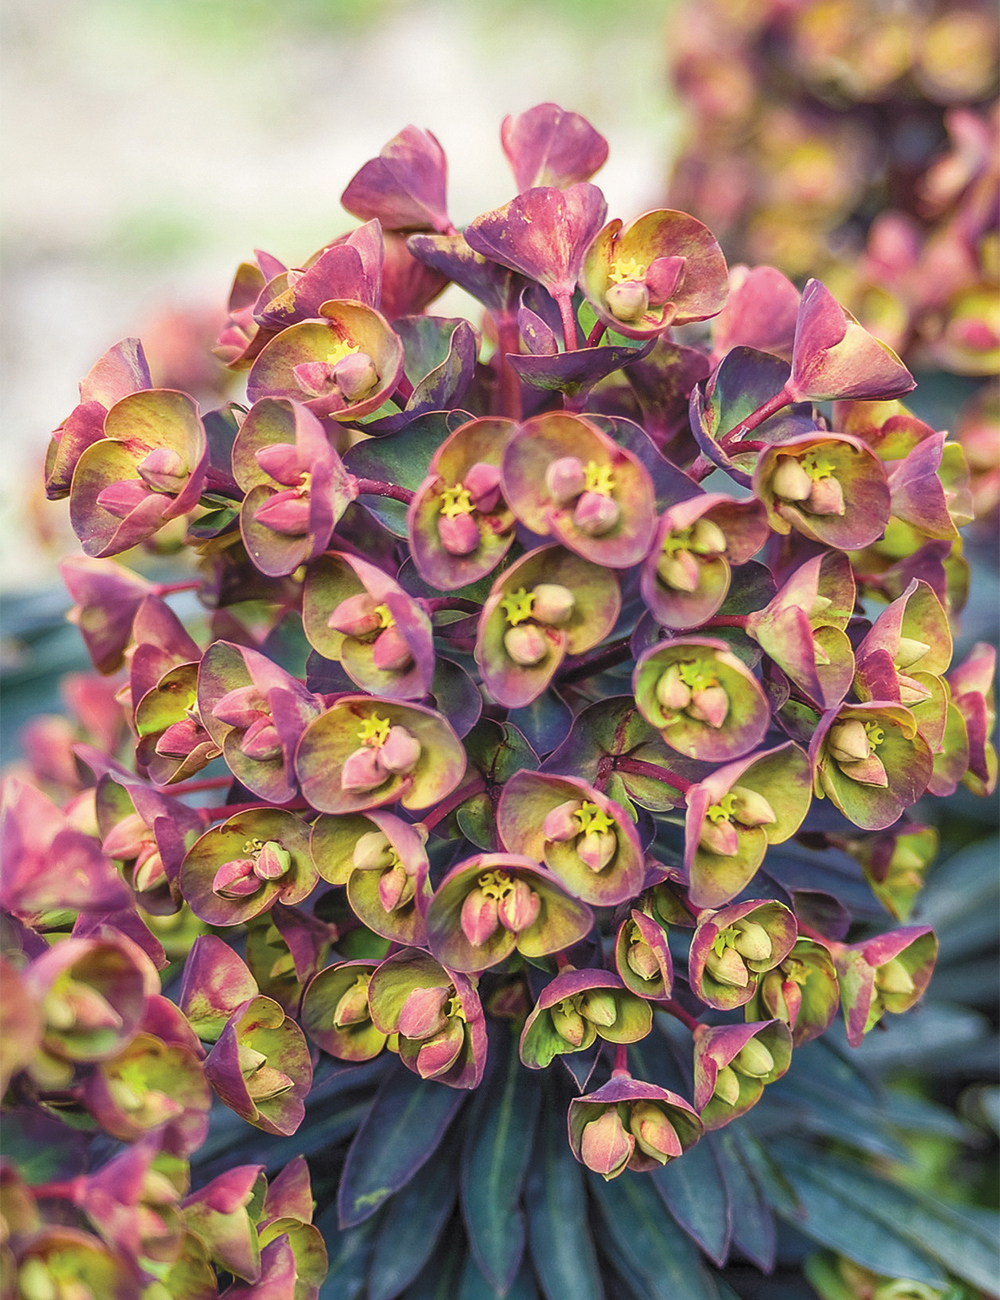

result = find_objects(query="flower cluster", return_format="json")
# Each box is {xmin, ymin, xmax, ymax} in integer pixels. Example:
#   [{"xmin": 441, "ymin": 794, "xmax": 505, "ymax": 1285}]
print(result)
[{"xmin": 5, "ymin": 101, "xmax": 995, "ymax": 1297}]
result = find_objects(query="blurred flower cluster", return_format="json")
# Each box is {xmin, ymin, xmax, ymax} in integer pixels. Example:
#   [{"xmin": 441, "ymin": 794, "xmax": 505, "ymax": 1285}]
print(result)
[
  {"xmin": 3, "ymin": 101, "xmax": 996, "ymax": 1298},
  {"xmin": 667, "ymin": 0, "xmax": 999, "ymax": 528}
]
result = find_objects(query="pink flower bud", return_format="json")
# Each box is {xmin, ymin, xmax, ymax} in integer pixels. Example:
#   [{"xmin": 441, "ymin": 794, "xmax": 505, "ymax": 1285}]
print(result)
[
  {"xmin": 606, "ymin": 280, "xmax": 649, "ymax": 322},
  {"xmin": 839, "ymin": 753, "xmax": 890, "ymax": 787},
  {"xmin": 155, "ymin": 719, "xmax": 203, "ymax": 758},
  {"xmin": 212, "ymin": 685, "xmax": 270, "ymax": 730},
  {"xmin": 255, "ymin": 441, "xmax": 305, "ymax": 486},
  {"xmin": 827, "ymin": 720, "xmax": 871, "ymax": 763},
  {"xmin": 626, "ymin": 938, "xmax": 661, "ymax": 983},
  {"xmin": 460, "ymin": 888, "xmax": 499, "ymax": 947},
  {"xmin": 332, "ymin": 351, "xmax": 378, "ymax": 402},
  {"xmin": 96, "ymin": 479, "xmax": 151, "ymax": 519},
  {"xmin": 254, "ymin": 840, "xmax": 291, "ymax": 880},
  {"xmin": 101, "ymin": 813, "xmax": 153, "ymax": 860},
  {"xmin": 341, "ymin": 746, "xmax": 388, "ymax": 793},
  {"xmin": 699, "ymin": 817, "xmax": 740, "ymax": 857},
  {"xmin": 378, "ymin": 861, "xmax": 415, "ymax": 912},
  {"xmin": 530, "ymin": 583, "xmax": 575, "ymax": 627},
  {"xmin": 655, "ymin": 664, "xmax": 692, "ymax": 711},
  {"xmin": 729, "ymin": 785, "xmax": 776, "ymax": 827},
  {"xmin": 629, "ymin": 1101, "xmax": 682, "ymax": 1163},
  {"xmin": 398, "ymin": 985, "xmax": 451, "ymax": 1041},
  {"xmin": 132, "ymin": 845, "xmax": 167, "ymax": 893},
  {"xmin": 898, "ymin": 674, "xmax": 932, "ymax": 705},
  {"xmin": 573, "ymin": 490, "xmax": 620, "ymax": 536},
  {"xmin": 372, "ymin": 625, "xmax": 415, "ymax": 673},
  {"xmin": 328, "ymin": 593, "xmax": 382, "ymax": 637},
  {"xmin": 689, "ymin": 517, "xmax": 727, "ymax": 554},
  {"xmin": 333, "ymin": 977, "xmax": 371, "ymax": 1028},
  {"xmin": 704, "ymin": 945, "xmax": 750, "ymax": 987},
  {"xmin": 292, "ymin": 361, "xmax": 338, "ymax": 397},
  {"xmin": 497, "ymin": 877, "xmax": 541, "ymax": 932},
  {"xmin": 576, "ymin": 829, "xmax": 617, "ymax": 872},
  {"xmin": 464, "ymin": 461, "xmax": 502, "ymax": 513},
  {"xmin": 438, "ymin": 512, "xmax": 480, "ymax": 556},
  {"xmin": 687, "ymin": 684, "xmax": 729, "ymax": 729},
  {"xmin": 551, "ymin": 1000, "xmax": 588, "ymax": 1046},
  {"xmin": 352, "ymin": 830, "xmax": 392, "ymax": 871},
  {"xmin": 543, "ymin": 799, "xmax": 585, "ymax": 842},
  {"xmin": 545, "ymin": 455, "xmax": 587, "ymax": 505},
  {"xmin": 656, "ymin": 549, "xmax": 701, "ymax": 592},
  {"xmin": 414, "ymin": 1018, "xmax": 465, "ymax": 1079},
  {"xmin": 771, "ymin": 456, "xmax": 814, "ymax": 502},
  {"xmin": 212, "ymin": 858, "xmax": 260, "ymax": 899},
  {"xmin": 580, "ymin": 1108, "xmax": 634, "ymax": 1179},
  {"xmin": 240, "ymin": 715, "xmax": 283, "ymax": 761},
  {"xmin": 731, "ymin": 919, "xmax": 772, "ymax": 962},
  {"xmin": 137, "ymin": 447, "xmax": 188, "ymax": 494},
  {"xmin": 579, "ymin": 989, "xmax": 618, "ymax": 1027},
  {"xmin": 379, "ymin": 725, "xmax": 421, "ymax": 774},
  {"xmin": 645, "ymin": 254, "xmax": 686, "ymax": 305},
  {"xmin": 805, "ymin": 476, "xmax": 846, "ymax": 516},
  {"xmin": 504, "ymin": 624, "xmax": 549, "ymax": 666},
  {"xmin": 254, "ymin": 489, "xmax": 310, "ymax": 536}
]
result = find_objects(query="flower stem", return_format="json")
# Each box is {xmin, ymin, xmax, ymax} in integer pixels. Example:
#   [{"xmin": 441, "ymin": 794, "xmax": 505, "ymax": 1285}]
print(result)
[
  {"xmin": 170, "ymin": 775, "xmax": 235, "ymax": 794},
  {"xmin": 718, "ymin": 384, "xmax": 793, "ymax": 450},
  {"xmin": 555, "ymin": 293, "xmax": 579, "ymax": 353},
  {"xmin": 395, "ymin": 373, "xmax": 415, "ymax": 402},
  {"xmin": 496, "ymin": 314, "xmax": 523, "ymax": 421},
  {"xmin": 611, "ymin": 1043, "xmax": 630, "ymax": 1077},
  {"xmin": 586, "ymin": 320, "xmax": 608, "ymax": 348},
  {"xmin": 153, "ymin": 580, "xmax": 202, "ymax": 597},
  {"xmin": 701, "ymin": 614, "xmax": 749, "ymax": 629},
  {"xmin": 557, "ymin": 636, "xmax": 633, "ymax": 684},
  {"xmin": 204, "ymin": 798, "xmax": 307, "ymax": 822},
  {"xmin": 354, "ymin": 478, "xmax": 415, "ymax": 505},
  {"xmin": 662, "ymin": 1000, "xmax": 700, "ymax": 1032},
  {"xmin": 615, "ymin": 758, "xmax": 691, "ymax": 794},
  {"xmin": 420, "ymin": 778, "xmax": 487, "ymax": 832}
]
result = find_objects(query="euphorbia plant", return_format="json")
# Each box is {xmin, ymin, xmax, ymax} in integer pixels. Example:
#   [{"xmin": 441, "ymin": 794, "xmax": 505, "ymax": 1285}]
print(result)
[{"xmin": 3, "ymin": 100, "xmax": 996, "ymax": 1300}]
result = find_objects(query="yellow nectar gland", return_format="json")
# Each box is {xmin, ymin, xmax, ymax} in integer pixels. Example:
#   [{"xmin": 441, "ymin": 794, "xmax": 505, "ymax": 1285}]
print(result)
[
  {"xmin": 801, "ymin": 449, "xmax": 837, "ymax": 482},
  {"xmin": 445, "ymin": 994, "xmax": 467, "ymax": 1023},
  {"xmin": 357, "ymin": 714, "xmax": 392, "ymax": 747},
  {"xmin": 326, "ymin": 339, "xmax": 361, "ymax": 367},
  {"xmin": 608, "ymin": 254, "xmax": 648, "ymax": 285},
  {"xmin": 677, "ymin": 660, "xmax": 719, "ymax": 694},
  {"xmin": 584, "ymin": 461, "xmax": 616, "ymax": 497},
  {"xmin": 706, "ymin": 793, "xmax": 738, "ymax": 825},
  {"xmin": 372, "ymin": 603, "xmax": 395, "ymax": 630},
  {"xmin": 243, "ymin": 837, "xmax": 265, "ymax": 857},
  {"xmin": 439, "ymin": 484, "xmax": 475, "ymax": 519},
  {"xmin": 499, "ymin": 587, "xmax": 536, "ymax": 626},
  {"xmin": 573, "ymin": 802, "xmax": 616, "ymax": 835},
  {"xmin": 865, "ymin": 722, "xmax": 885, "ymax": 748},
  {"xmin": 476, "ymin": 869, "xmax": 514, "ymax": 899}
]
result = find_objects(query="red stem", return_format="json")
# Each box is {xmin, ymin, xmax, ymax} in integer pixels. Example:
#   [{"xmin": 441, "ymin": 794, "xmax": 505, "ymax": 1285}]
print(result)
[
  {"xmin": 687, "ymin": 454, "xmax": 716, "ymax": 483},
  {"xmin": 419, "ymin": 778, "xmax": 488, "ymax": 832},
  {"xmin": 153, "ymin": 580, "xmax": 202, "ymax": 596},
  {"xmin": 615, "ymin": 758, "xmax": 692, "ymax": 793},
  {"xmin": 718, "ymin": 384, "xmax": 793, "ymax": 450},
  {"xmin": 557, "ymin": 636, "xmax": 633, "ymax": 685},
  {"xmin": 555, "ymin": 293, "xmax": 579, "ymax": 353},
  {"xmin": 354, "ymin": 478, "xmax": 415, "ymax": 505},
  {"xmin": 662, "ymin": 1000, "xmax": 700, "ymax": 1032},
  {"xmin": 611, "ymin": 1043, "xmax": 630, "ymax": 1077},
  {"xmin": 586, "ymin": 320, "xmax": 608, "ymax": 348},
  {"xmin": 395, "ymin": 373, "xmax": 415, "ymax": 402},
  {"xmin": 496, "ymin": 315, "xmax": 523, "ymax": 421},
  {"xmin": 204, "ymin": 799, "xmax": 308, "ymax": 822},
  {"xmin": 170, "ymin": 775, "xmax": 234, "ymax": 794},
  {"xmin": 701, "ymin": 614, "xmax": 749, "ymax": 629}
]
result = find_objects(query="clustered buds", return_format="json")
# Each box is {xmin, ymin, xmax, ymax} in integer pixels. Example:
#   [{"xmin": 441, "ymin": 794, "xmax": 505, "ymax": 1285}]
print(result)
[{"xmin": 7, "ymin": 96, "xmax": 992, "ymax": 1299}]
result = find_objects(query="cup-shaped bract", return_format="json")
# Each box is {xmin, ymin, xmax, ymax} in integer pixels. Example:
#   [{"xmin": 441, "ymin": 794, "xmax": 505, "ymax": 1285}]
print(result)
[
  {"xmin": 59, "ymin": 556, "xmax": 154, "ymax": 675},
  {"xmin": 96, "ymin": 773, "xmax": 204, "ymax": 912},
  {"xmin": 180, "ymin": 1164, "xmax": 265, "ymax": 1281},
  {"xmin": 710, "ymin": 264, "xmax": 800, "ymax": 364},
  {"xmin": 253, "ymin": 221, "xmax": 384, "ymax": 330},
  {"xmin": 178, "ymin": 935, "xmax": 260, "ymax": 1044},
  {"xmin": 295, "ymin": 696, "xmax": 466, "ymax": 814},
  {"xmin": 753, "ymin": 432, "xmax": 891, "ymax": 550},
  {"xmin": 0, "ymin": 958, "xmax": 43, "ymax": 1094},
  {"xmin": 425, "ymin": 854, "xmax": 593, "ymax": 973},
  {"xmin": 568, "ymin": 1075, "xmax": 703, "ymax": 1179},
  {"xmin": 519, "ymin": 967, "xmax": 652, "ymax": 1070},
  {"xmin": 787, "ymin": 279, "xmax": 916, "ymax": 402},
  {"xmin": 693, "ymin": 1020, "xmax": 792, "ymax": 1130},
  {"xmin": 69, "ymin": 390, "xmax": 209, "ymax": 557},
  {"xmin": 132, "ymin": 660, "xmax": 221, "ymax": 788},
  {"xmin": 232, "ymin": 398, "xmax": 357, "ymax": 577},
  {"xmin": 407, "ymin": 417, "xmax": 517, "ymax": 590},
  {"xmin": 745, "ymin": 551, "xmax": 857, "ymax": 710},
  {"xmin": 640, "ymin": 493, "xmax": 769, "ymax": 630},
  {"xmin": 85, "ymin": 1032, "xmax": 212, "ymax": 1155},
  {"xmin": 496, "ymin": 770, "xmax": 644, "ymax": 906},
  {"xmin": 246, "ymin": 302, "xmax": 404, "ymax": 422},
  {"xmin": 744, "ymin": 937, "xmax": 840, "ymax": 1047},
  {"xmin": 501, "ymin": 102, "xmax": 608, "ymax": 192},
  {"xmin": 341, "ymin": 125, "xmax": 451, "ymax": 233},
  {"xmin": 198, "ymin": 641, "xmax": 323, "ymax": 804},
  {"xmin": 833, "ymin": 926, "xmax": 938, "ymax": 1047},
  {"xmin": 204, "ymin": 994, "xmax": 313, "ymax": 1136},
  {"xmin": 501, "ymin": 414, "xmax": 657, "ymax": 567},
  {"xmin": 13, "ymin": 1227, "xmax": 145, "ymax": 1300},
  {"xmin": 854, "ymin": 578, "xmax": 953, "ymax": 750},
  {"xmin": 46, "ymin": 337, "xmax": 152, "ymax": 499},
  {"xmin": 303, "ymin": 553, "xmax": 434, "ymax": 700},
  {"xmin": 580, "ymin": 209, "xmax": 729, "ymax": 338},
  {"xmin": 614, "ymin": 908, "xmax": 674, "ymax": 1002},
  {"xmin": 300, "ymin": 961, "xmax": 387, "ymax": 1062},
  {"xmin": 688, "ymin": 899, "xmax": 798, "ymax": 1011},
  {"xmin": 23, "ymin": 935, "xmax": 157, "ymax": 1064},
  {"xmin": 179, "ymin": 809, "xmax": 316, "ymax": 927},
  {"xmin": 946, "ymin": 641, "xmax": 997, "ymax": 798},
  {"xmin": 368, "ymin": 947, "xmax": 487, "ymax": 1089},
  {"xmin": 633, "ymin": 637, "xmax": 771, "ymax": 763},
  {"xmin": 464, "ymin": 183, "xmax": 608, "ymax": 302},
  {"xmin": 810, "ymin": 703, "xmax": 934, "ymax": 831},
  {"xmin": 475, "ymin": 544, "xmax": 620, "ymax": 708},
  {"xmin": 310, "ymin": 810, "xmax": 431, "ymax": 947},
  {"xmin": 684, "ymin": 742, "xmax": 813, "ymax": 909}
]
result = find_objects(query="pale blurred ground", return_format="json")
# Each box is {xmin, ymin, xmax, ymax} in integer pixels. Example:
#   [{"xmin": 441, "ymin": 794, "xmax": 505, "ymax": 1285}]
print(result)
[{"xmin": 0, "ymin": 0, "xmax": 684, "ymax": 590}]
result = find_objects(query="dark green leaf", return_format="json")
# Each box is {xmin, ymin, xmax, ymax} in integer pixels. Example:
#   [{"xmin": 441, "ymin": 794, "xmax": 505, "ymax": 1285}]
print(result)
[
  {"xmin": 400, "ymin": 1232, "xmax": 466, "ymax": 1300},
  {"xmin": 316, "ymin": 1203, "xmax": 382, "ymax": 1300},
  {"xmin": 710, "ymin": 1129, "xmax": 775, "ymax": 1272},
  {"xmin": 524, "ymin": 1085, "xmax": 603, "ymax": 1300},
  {"xmin": 459, "ymin": 1256, "xmax": 541, "ymax": 1300},
  {"xmin": 652, "ymin": 1128, "xmax": 730, "ymax": 1265},
  {"xmin": 338, "ymin": 1061, "xmax": 466, "ymax": 1227},
  {"xmin": 461, "ymin": 1026, "xmax": 542, "ymax": 1291},
  {"xmin": 509, "ymin": 690, "xmax": 573, "ymax": 758}
]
